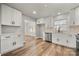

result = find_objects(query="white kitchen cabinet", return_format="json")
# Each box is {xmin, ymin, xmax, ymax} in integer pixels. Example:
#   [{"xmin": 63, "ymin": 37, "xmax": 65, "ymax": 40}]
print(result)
[
  {"xmin": 0, "ymin": 5, "xmax": 1, "ymax": 35},
  {"xmin": 52, "ymin": 33, "xmax": 76, "ymax": 48},
  {"xmin": 0, "ymin": 25, "xmax": 1, "ymax": 36},
  {"xmin": 1, "ymin": 33, "xmax": 24, "ymax": 54},
  {"xmin": 1, "ymin": 34, "xmax": 14, "ymax": 54},
  {"xmin": 52, "ymin": 34, "xmax": 58, "ymax": 43},
  {"xmin": 37, "ymin": 18, "xmax": 45, "ymax": 24},
  {"xmin": 69, "ymin": 9, "xmax": 76, "ymax": 26},
  {"xmin": 1, "ymin": 4, "xmax": 22, "ymax": 26},
  {"xmin": 12, "ymin": 9, "xmax": 22, "ymax": 26},
  {"xmin": 54, "ymin": 14, "xmax": 67, "ymax": 21},
  {"xmin": 44, "ymin": 17, "xmax": 51, "ymax": 28},
  {"xmin": 50, "ymin": 17, "xmax": 54, "ymax": 28},
  {"xmin": 37, "ymin": 17, "xmax": 54, "ymax": 28},
  {"xmin": 45, "ymin": 17, "xmax": 54, "ymax": 28},
  {"xmin": 15, "ymin": 34, "xmax": 24, "ymax": 48},
  {"xmin": 1, "ymin": 4, "xmax": 12, "ymax": 25},
  {"xmin": 75, "ymin": 7, "xmax": 79, "ymax": 25},
  {"xmin": 69, "ymin": 7, "xmax": 79, "ymax": 26},
  {"xmin": 66, "ymin": 35, "xmax": 76, "ymax": 48},
  {"xmin": 1, "ymin": 38, "xmax": 11, "ymax": 54}
]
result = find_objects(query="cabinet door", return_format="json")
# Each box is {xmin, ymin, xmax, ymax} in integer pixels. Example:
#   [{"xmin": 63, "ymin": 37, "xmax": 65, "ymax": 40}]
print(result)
[
  {"xmin": 12, "ymin": 9, "xmax": 22, "ymax": 26},
  {"xmin": 1, "ymin": 4, "xmax": 12, "ymax": 25},
  {"xmin": 64, "ymin": 35, "xmax": 76, "ymax": 48},
  {"xmin": 52, "ymin": 34, "xmax": 58, "ymax": 43},
  {"xmin": 1, "ymin": 4, "xmax": 22, "ymax": 26},
  {"xmin": 37, "ymin": 18, "xmax": 45, "ymax": 24},
  {"xmin": 69, "ymin": 10, "xmax": 75, "ymax": 26},
  {"xmin": 45, "ymin": 18, "xmax": 50, "ymax": 28},
  {"xmin": 14, "ymin": 34, "xmax": 23, "ymax": 49},
  {"xmin": 75, "ymin": 7, "xmax": 79, "ymax": 25},
  {"xmin": 1, "ymin": 38, "xmax": 12, "ymax": 54},
  {"xmin": 50, "ymin": 17, "xmax": 54, "ymax": 28},
  {"xmin": 67, "ymin": 36, "xmax": 76, "ymax": 48}
]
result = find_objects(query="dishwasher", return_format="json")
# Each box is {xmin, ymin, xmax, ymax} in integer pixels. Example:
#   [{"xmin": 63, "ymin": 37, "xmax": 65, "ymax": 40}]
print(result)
[{"xmin": 45, "ymin": 33, "xmax": 52, "ymax": 42}]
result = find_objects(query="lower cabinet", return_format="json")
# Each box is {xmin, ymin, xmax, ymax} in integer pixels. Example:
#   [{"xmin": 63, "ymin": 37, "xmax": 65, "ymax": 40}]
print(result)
[
  {"xmin": 66, "ymin": 36, "xmax": 76, "ymax": 48},
  {"xmin": 15, "ymin": 34, "xmax": 24, "ymax": 48},
  {"xmin": 1, "ymin": 33, "xmax": 24, "ymax": 54},
  {"xmin": 1, "ymin": 38, "xmax": 11, "ymax": 54},
  {"xmin": 52, "ymin": 33, "xmax": 76, "ymax": 48}
]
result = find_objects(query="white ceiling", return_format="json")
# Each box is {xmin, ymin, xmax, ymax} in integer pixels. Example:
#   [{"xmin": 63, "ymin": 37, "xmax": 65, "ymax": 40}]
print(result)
[{"xmin": 6, "ymin": 3, "xmax": 79, "ymax": 19}]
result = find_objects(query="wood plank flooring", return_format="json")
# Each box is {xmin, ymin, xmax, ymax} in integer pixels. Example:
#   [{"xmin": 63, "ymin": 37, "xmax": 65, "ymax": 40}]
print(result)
[{"xmin": 2, "ymin": 36, "xmax": 76, "ymax": 56}]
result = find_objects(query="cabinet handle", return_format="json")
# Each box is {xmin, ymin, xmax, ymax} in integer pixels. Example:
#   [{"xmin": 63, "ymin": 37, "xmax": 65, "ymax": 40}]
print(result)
[
  {"xmin": 66, "ymin": 40, "xmax": 68, "ymax": 43},
  {"xmin": 13, "ymin": 42, "xmax": 16, "ymax": 46},
  {"xmin": 57, "ymin": 38, "xmax": 59, "ymax": 42},
  {"xmin": 73, "ymin": 21, "xmax": 75, "ymax": 24},
  {"xmin": 5, "ymin": 36, "xmax": 10, "ymax": 38},
  {"xmin": 12, "ymin": 21, "xmax": 15, "ymax": 24},
  {"xmin": 18, "ymin": 34, "xmax": 21, "ymax": 37}
]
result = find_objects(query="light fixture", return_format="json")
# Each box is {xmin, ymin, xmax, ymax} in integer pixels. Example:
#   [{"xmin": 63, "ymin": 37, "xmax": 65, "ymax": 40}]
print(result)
[
  {"xmin": 57, "ymin": 12, "xmax": 61, "ymax": 15},
  {"xmin": 44, "ymin": 4, "xmax": 48, "ymax": 7},
  {"xmin": 57, "ymin": 9, "xmax": 62, "ymax": 15},
  {"xmin": 33, "ymin": 11, "xmax": 37, "ymax": 14}
]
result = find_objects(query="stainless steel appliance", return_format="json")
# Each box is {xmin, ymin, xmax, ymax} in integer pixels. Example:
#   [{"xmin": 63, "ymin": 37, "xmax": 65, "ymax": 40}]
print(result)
[
  {"xmin": 45, "ymin": 33, "xmax": 52, "ymax": 42},
  {"xmin": 76, "ymin": 34, "xmax": 79, "ymax": 49},
  {"xmin": 75, "ymin": 34, "xmax": 79, "ymax": 55}
]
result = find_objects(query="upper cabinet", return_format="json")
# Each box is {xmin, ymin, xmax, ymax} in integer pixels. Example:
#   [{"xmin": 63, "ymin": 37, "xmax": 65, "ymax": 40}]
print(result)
[
  {"xmin": 69, "ymin": 7, "xmax": 79, "ymax": 26},
  {"xmin": 37, "ymin": 18, "xmax": 45, "ymax": 24},
  {"xmin": 54, "ymin": 14, "xmax": 67, "ymax": 21},
  {"xmin": 12, "ymin": 8, "xmax": 22, "ymax": 26},
  {"xmin": 45, "ymin": 17, "xmax": 54, "ymax": 28},
  {"xmin": 69, "ymin": 9, "xmax": 76, "ymax": 26},
  {"xmin": 75, "ymin": 7, "xmax": 79, "ymax": 25},
  {"xmin": 37, "ymin": 17, "xmax": 54, "ymax": 28},
  {"xmin": 1, "ymin": 4, "xmax": 22, "ymax": 26}
]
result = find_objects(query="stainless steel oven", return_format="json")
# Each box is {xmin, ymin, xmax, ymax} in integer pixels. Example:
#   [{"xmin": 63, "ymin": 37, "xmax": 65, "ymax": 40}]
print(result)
[
  {"xmin": 45, "ymin": 33, "xmax": 52, "ymax": 42},
  {"xmin": 75, "ymin": 34, "xmax": 79, "ymax": 55},
  {"xmin": 76, "ymin": 34, "xmax": 79, "ymax": 49}
]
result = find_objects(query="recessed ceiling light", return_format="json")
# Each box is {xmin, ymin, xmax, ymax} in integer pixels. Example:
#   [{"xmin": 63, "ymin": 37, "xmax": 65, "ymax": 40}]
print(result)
[
  {"xmin": 44, "ymin": 4, "xmax": 48, "ymax": 7},
  {"xmin": 57, "ymin": 12, "xmax": 61, "ymax": 15},
  {"xmin": 33, "ymin": 11, "xmax": 37, "ymax": 14}
]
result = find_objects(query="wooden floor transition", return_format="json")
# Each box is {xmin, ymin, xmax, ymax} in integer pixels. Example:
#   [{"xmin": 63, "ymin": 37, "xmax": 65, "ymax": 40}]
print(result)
[{"xmin": 2, "ymin": 36, "xmax": 76, "ymax": 56}]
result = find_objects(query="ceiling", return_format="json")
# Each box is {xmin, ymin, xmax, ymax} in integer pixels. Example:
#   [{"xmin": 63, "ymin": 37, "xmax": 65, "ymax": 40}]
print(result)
[{"xmin": 6, "ymin": 3, "xmax": 79, "ymax": 19}]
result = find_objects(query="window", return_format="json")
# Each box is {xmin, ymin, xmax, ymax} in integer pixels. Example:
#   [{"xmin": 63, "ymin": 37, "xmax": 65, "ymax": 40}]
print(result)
[
  {"xmin": 54, "ymin": 19, "xmax": 67, "ymax": 26},
  {"xmin": 54, "ymin": 19, "xmax": 67, "ymax": 32}
]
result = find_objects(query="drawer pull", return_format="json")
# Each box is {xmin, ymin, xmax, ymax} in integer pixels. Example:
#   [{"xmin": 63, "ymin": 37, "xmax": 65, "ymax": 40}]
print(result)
[
  {"xmin": 12, "ymin": 21, "xmax": 15, "ymax": 24},
  {"xmin": 18, "ymin": 35, "xmax": 21, "ymax": 37},
  {"xmin": 5, "ymin": 36, "xmax": 10, "ymax": 38},
  {"xmin": 57, "ymin": 38, "xmax": 59, "ymax": 42},
  {"xmin": 66, "ymin": 40, "xmax": 68, "ymax": 43},
  {"xmin": 13, "ymin": 42, "xmax": 16, "ymax": 46}
]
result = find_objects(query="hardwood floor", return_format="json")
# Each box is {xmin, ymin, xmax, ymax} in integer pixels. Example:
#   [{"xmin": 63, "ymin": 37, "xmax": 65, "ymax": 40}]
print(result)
[{"xmin": 2, "ymin": 36, "xmax": 76, "ymax": 56}]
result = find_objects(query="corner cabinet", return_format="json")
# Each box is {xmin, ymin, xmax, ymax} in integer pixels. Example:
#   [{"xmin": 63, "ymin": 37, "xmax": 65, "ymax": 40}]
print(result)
[{"xmin": 1, "ymin": 4, "xmax": 22, "ymax": 26}]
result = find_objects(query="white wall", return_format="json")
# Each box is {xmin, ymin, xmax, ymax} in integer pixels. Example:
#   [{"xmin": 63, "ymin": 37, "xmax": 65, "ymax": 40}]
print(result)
[{"xmin": 23, "ymin": 15, "xmax": 36, "ymax": 36}]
